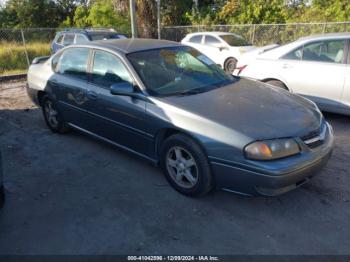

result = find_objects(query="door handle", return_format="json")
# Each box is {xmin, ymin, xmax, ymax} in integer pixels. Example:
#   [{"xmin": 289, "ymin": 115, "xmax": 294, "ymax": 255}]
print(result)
[
  {"xmin": 86, "ymin": 91, "xmax": 98, "ymax": 100},
  {"xmin": 282, "ymin": 63, "xmax": 293, "ymax": 69}
]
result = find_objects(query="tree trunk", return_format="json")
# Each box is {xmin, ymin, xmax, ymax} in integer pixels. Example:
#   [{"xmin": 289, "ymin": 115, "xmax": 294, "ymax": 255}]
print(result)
[{"xmin": 112, "ymin": 0, "xmax": 157, "ymax": 38}]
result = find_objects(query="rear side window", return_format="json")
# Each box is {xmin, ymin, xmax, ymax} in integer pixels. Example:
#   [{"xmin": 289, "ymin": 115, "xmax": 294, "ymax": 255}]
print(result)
[
  {"xmin": 189, "ymin": 35, "xmax": 202, "ymax": 44},
  {"xmin": 56, "ymin": 34, "xmax": 64, "ymax": 45},
  {"xmin": 56, "ymin": 48, "xmax": 90, "ymax": 80},
  {"xmin": 91, "ymin": 50, "xmax": 132, "ymax": 88},
  {"xmin": 75, "ymin": 34, "xmax": 88, "ymax": 44},
  {"xmin": 63, "ymin": 34, "xmax": 75, "ymax": 45}
]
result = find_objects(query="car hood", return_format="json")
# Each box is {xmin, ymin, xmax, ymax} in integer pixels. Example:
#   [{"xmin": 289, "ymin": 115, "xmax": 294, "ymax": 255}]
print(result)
[
  {"xmin": 155, "ymin": 78, "xmax": 322, "ymax": 140},
  {"xmin": 233, "ymin": 45, "xmax": 256, "ymax": 54}
]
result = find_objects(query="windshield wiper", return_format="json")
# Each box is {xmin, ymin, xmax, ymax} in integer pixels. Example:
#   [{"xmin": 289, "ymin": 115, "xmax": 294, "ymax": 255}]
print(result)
[{"xmin": 171, "ymin": 89, "xmax": 204, "ymax": 96}]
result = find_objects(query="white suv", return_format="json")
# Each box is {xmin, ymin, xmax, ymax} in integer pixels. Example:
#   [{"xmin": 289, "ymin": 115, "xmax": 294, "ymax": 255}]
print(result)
[{"xmin": 181, "ymin": 32, "xmax": 256, "ymax": 73}]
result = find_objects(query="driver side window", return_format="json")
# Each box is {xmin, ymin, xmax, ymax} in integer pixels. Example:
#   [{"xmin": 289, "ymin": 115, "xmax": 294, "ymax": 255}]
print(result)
[
  {"xmin": 204, "ymin": 35, "xmax": 221, "ymax": 46},
  {"xmin": 282, "ymin": 39, "xmax": 346, "ymax": 63},
  {"xmin": 91, "ymin": 50, "xmax": 133, "ymax": 88}
]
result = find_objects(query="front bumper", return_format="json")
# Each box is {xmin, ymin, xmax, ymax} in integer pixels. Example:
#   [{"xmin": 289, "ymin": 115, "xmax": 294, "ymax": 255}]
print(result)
[
  {"xmin": 26, "ymin": 83, "xmax": 40, "ymax": 106},
  {"xmin": 210, "ymin": 123, "xmax": 334, "ymax": 196}
]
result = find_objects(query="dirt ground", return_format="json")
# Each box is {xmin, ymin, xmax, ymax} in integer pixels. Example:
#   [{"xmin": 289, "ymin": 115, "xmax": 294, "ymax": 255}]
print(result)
[{"xmin": 0, "ymin": 81, "xmax": 350, "ymax": 255}]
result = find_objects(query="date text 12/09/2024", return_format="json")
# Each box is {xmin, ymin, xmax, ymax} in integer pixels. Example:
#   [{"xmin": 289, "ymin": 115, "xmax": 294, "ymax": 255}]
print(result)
[{"xmin": 127, "ymin": 256, "xmax": 219, "ymax": 261}]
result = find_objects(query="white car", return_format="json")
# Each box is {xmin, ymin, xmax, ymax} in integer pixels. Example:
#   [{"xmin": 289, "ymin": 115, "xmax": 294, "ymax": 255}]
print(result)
[
  {"xmin": 236, "ymin": 33, "xmax": 350, "ymax": 115},
  {"xmin": 181, "ymin": 32, "xmax": 256, "ymax": 73}
]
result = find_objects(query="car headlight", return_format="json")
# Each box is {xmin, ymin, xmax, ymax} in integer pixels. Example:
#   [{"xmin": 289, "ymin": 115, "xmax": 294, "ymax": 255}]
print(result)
[{"xmin": 245, "ymin": 138, "xmax": 300, "ymax": 160}]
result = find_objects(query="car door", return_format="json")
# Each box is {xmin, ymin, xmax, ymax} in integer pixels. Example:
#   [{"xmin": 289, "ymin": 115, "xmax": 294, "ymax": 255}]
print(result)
[
  {"xmin": 48, "ymin": 47, "xmax": 92, "ymax": 129},
  {"xmin": 62, "ymin": 33, "xmax": 75, "ymax": 48},
  {"xmin": 85, "ymin": 49, "xmax": 152, "ymax": 155},
  {"xmin": 341, "ymin": 51, "xmax": 350, "ymax": 110},
  {"xmin": 202, "ymin": 35, "xmax": 229, "ymax": 66},
  {"xmin": 184, "ymin": 35, "xmax": 203, "ymax": 51},
  {"xmin": 279, "ymin": 39, "xmax": 347, "ymax": 108}
]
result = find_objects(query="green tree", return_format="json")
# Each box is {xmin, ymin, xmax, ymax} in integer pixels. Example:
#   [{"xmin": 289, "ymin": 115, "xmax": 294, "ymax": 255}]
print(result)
[
  {"xmin": 0, "ymin": 0, "xmax": 88, "ymax": 28},
  {"xmin": 287, "ymin": 0, "xmax": 350, "ymax": 22},
  {"xmin": 69, "ymin": 0, "xmax": 130, "ymax": 33},
  {"xmin": 161, "ymin": 0, "xmax": 192, "ymax": 26},
  {"xmin": 184, "ymin": 0, "xmax": 224, "ymax": 25},
  {"xmin": 68, "ymin": 5, "xmax": 91, "ymax": 27},
  {"xmin": 219, "ymin": 0, "xmax": 286, "ymax": 24}
]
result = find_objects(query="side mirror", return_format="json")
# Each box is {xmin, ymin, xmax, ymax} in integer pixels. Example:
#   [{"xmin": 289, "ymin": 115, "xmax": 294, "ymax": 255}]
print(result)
[
  {"xmin": 219, "ymin": 46, "xmax": 229, "ymax": 51},
  {"xmin": 110, "ymin": 82, "xmax": 134, "ymax": 96}
]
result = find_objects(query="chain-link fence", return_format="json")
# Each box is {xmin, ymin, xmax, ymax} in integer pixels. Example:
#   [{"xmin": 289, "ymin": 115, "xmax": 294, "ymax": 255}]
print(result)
[
  {"xmin": 0, "ymin": 28, "xmax": 56, "ymax": 76},
  {"xmin": 0, "ymin": 27, "xmax": 158, "ymax": 77},
  {"xmin": 1, "ymin": 22, "xmax": 350, "ymax": 77},
  {"xmin": 161, "ymin": 22, "xmax": 350, "ymax": 44}
]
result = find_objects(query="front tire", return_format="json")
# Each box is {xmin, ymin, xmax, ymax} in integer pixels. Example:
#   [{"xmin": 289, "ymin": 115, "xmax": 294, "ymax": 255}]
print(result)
[
  {"xmin": 224, "ymin": 57, "xmax": 237, "ymax": 74},
  {"xmin": 42, "ymin": 95, "xmax": 69, "ymax": 133},
  {"xmin": 160, "ymin": 134, "xmax": 213, "ymax": 197}
]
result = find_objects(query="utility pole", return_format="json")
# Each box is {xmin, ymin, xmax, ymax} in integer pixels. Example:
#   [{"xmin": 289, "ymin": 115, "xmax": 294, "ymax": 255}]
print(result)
[
  {"xmin": 129, "ymin": 0, "xmax": 137, "ymax": 38},
  {"xmin": 156, "ymin": 0, "xmax": 161, "ymax": 39}
]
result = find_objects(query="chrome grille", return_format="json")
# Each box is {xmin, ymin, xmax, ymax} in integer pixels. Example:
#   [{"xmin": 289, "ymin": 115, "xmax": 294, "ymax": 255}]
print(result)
[{"xmin": 301, "ymin": 123, "xmax": 327, "ymax": 149}]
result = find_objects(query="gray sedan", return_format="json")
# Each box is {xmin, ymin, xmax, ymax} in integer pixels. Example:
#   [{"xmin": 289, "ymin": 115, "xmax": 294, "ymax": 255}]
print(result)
[
  {"xmin": 0, "ymin": 151, "xmax": 4, "ymax": 208},
  {"xmin": 27, "ymin": 39, "xmax": 334, "ymax": 196}
]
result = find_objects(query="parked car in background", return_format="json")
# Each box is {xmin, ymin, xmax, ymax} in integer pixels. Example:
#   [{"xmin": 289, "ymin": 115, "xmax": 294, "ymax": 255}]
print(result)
[
  {"xmin": 27, "ymin": 39, "xmax": 333, "ymax": 197},
  {"xmin": 181, "ymin": 32, "xmax": 255, "ymax": 73},
  {"xmin": 236, "ymin": 33, "xmax": 350, "ymax": 115},
  {"xmin": 181, "ymin": 32, "xmax": 256, "ymax": 73},
  {"xmin": 51, "ymin": 28, "xmax": 127, "ymax": 54},
  {"xmin": 0, "ymin": 151, "xmax": 4, "ymax": 208}
]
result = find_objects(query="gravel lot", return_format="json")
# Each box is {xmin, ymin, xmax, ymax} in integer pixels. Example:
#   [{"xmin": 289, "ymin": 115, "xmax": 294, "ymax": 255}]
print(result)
[{"xmin": 0, "ymin": 81, "xmax": 350, "ymax": 255}]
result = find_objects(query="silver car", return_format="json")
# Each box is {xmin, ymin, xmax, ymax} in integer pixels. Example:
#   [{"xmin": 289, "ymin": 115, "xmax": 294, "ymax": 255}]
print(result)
[
  {"xmin": 27, "ymin": 39, "xmax": 334, "ymax": 197},
  {"xmin": 237, "ymin": 33, "xmax": 350, "ymax": 115}
]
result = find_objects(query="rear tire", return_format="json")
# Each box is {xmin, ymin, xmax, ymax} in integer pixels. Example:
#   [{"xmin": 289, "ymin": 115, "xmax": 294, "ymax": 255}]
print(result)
[
  {"xmin": 160, "ymin": 134, "xmax": 213, "ymax": 197},
  {"xmin": 42, "ymin": 95, "xmax": 69, "ymax": 133},
  {"xmin": 224, "ymin": 57, "xmax": 237, "ymax": 74},
  {"xmin": 265, "ymin": 80, "xmax": 288, "ymax": 90}
]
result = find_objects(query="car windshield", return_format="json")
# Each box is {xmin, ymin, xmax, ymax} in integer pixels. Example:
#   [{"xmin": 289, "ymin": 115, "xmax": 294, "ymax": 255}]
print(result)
[
  {"xmin": 90, "ymin": 33, "xmax": 127, "ymax": 41},
  {"xmin": 219, "ymin": 35, "xmax": 251, "ymax": 46},
  {"xmin": 127, "ymin": 46, "xmax": 236, "ymax": 97}
]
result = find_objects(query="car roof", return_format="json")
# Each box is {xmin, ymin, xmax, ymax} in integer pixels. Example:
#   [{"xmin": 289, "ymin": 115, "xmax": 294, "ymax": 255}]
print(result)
[
  {"xmin": 185, "ymin": 31, "xmax": 241, "ymax": 37},
  {"xmin": 57, "ymin": 29, "xmax": 125, "ymax": 36},
  {"xmin": 86, "ymin": 31, "xmax": 126, "ymax": 36},
  {"xmin": 254, "ymin": 32, "xmax": 350, "ymax": 60},
  {"xmin": 297, "ymin": 32, "xmax": 350, "ymax": 41},
  {"xmin": 84, "ymin": 38, "xmax": 182, "ymax": 54}
]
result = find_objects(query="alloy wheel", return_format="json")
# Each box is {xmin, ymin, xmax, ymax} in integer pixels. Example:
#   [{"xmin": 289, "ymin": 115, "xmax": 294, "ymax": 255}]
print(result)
[
  {"xmin": 44, "ymin": 100, "xmax": 59, "ymax": 128},
  {"xmin": 166, "ymin": 146, "xmax": 198, "ymax": 189},
  {"xmin": 226, "ymin": 60, "xmax": 236, "ymax": 73}
]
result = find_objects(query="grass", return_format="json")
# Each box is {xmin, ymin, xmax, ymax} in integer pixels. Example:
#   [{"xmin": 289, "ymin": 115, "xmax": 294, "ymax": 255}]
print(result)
[{"xmin": 0, "ymin": 41, "xmax": 51, "ymax": 76}]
